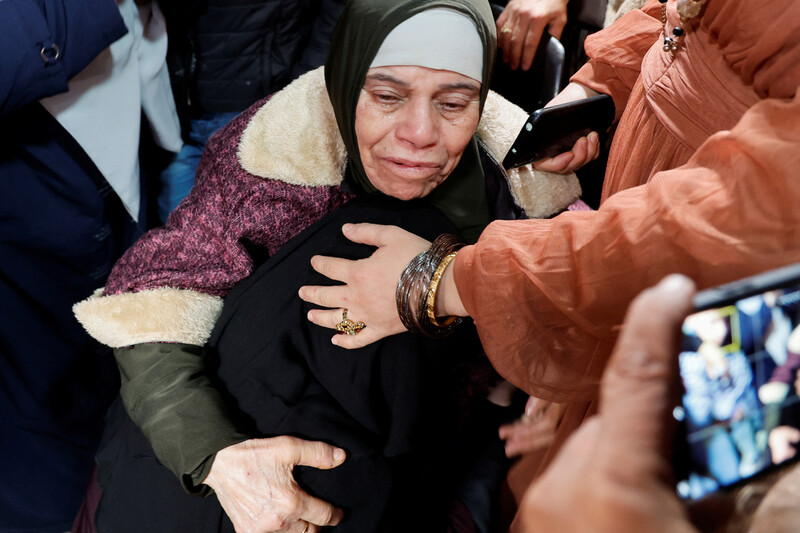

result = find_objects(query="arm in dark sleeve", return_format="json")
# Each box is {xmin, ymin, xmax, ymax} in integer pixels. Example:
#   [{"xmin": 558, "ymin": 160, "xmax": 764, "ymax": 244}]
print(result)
[
  {"xmin": 0, "ymin": 0, "xmax": 126, "ymax": 115},
  {"xmin": 291, "ymin": 0, "xmax": 346, "ymax": 78},
  {"xmin": 115, "ymin": 342, "xmax": 250, "ymax": 495}
]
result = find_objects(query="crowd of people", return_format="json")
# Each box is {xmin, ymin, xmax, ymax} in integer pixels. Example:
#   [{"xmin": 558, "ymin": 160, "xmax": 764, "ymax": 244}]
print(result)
[{"xmin": 2, "ymin": 0, "xmax": 800, "ymax": 531}]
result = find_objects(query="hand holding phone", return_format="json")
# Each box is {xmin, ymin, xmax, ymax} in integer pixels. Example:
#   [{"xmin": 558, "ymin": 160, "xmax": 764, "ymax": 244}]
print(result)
[
  {"xmin": 517, "ymin": 275, "xmax": 698, "ymax": 533},
  {"xmin": 502, "ymin": 94, "xmax": 615, "ymax": 170},
  {"xmin": 532, "ymin": 131, "xmax": 600, "ymax": 174},
  {"xmin": 673, "ymin": 263, "xmax": 800, "ymax": 502}
]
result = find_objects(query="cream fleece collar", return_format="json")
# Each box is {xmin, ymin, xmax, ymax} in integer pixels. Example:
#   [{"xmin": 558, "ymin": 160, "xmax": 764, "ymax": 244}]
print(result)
[{"xmin": 237, "ymin": 67, "xmax": 580, "ymax": 219}]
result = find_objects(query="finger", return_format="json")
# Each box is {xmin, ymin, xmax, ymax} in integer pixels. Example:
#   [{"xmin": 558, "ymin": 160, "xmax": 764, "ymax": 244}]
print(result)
[
  {"xmin": 498, "ymin": 12, "xmax": 517, "ymax": 63},
  {"xmin": 294, "ymin": 520, "xmax": 316, "ymax": 533},
  {"xmin": 499, "ymin": 413, "xmax": 557, "ymax": 441},
  {"xmin": 600, "ymin": 274, "xmax": 695, "ymax": 466},
  {"xmin": 284, "ymin": 444, "xmax": 347, "ymax": 528},
  {"xmin": 278, "ymin": 436, "xmax": 347, "ymax": 470},
  {"xmin": 533, "ymin": 150, "xmax": 575, "ymax": 173},
  {"xmin": 299, "ymin": 284, "xmax": 352, "ymax": 311},
  {"xmin": 548, "ymin": 13, "xmax": 567, "ymax": 40},
  {"xmin": 308, "ymin": 255, "xmax": 356, "ymax": 286},
  {"xmin": 330, "ymin": 327, "xmax": 385, "ymax": 349},
  {"xmin": 585, "ymin": 131, "xmax": 601, "ymax": 162},
  {"xmin": 499, "ymin": 421, "xmax": 520, "ymax": 440},
  {"xmin": 505, "ymin": 433, "xmax": 556, "ymax": 457},
  {"xmin": 520, "ymin": 21, "xmax": 546, "ymax": 71},
  {"xmin": 504, "ymin": 427, "xmax": 557, "ymax": 457},
  {"xmin": 299, "ymin": 494, "xmax": 345, "ymax": 528},
  {"xmin": 306, "ymin": 522, "xmax": 323, "ymax": 533},
  {"xmin": 306, "ymin": 307, "xmax": 350, "ymax": 330},
  {"xmin": 525, "ymin": 396, "xmax": 548, "ymax": 418},
  {"xmin": 340, "ymin": 222, "xmax": 412, "ymax": 249},
  {"xmin": 533, "ymin": 132, "xmax": 601, "ymax": 173},
  {"xmin": 496, "ymin": 8, "xmax": 510, "ymax": 34},
  {"xmin": 509, "ymin": 20, "xmax": 528, "ymax": 70},
  {"xmin": 569, "ymin": 136, "xmax": 589, "ymax": 165},
  {"xmin": 570, "ymin": 134, "xmax": 601, "ymax": 169}
]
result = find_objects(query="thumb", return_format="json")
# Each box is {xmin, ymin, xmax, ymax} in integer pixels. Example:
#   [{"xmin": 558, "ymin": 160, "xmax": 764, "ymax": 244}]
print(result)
[
  {"xmin": 600, "ymin": 274, "xmax": 695, "ymax": 464},
  {"xmin": 291, "ymin": 438, "xmax": 347, "ymax": 470}
]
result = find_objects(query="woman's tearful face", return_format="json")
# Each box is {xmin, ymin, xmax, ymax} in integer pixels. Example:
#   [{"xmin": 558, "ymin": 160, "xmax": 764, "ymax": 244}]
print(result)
[{"xmin": 355, "ymin": 65, "xmax": 481, "ymax": 199}]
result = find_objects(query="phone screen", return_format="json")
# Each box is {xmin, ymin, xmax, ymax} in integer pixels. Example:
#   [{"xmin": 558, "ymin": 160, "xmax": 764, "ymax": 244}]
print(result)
[{"xmin": 673, "ymin": 273, "xmax": 800, "ymax": 501}]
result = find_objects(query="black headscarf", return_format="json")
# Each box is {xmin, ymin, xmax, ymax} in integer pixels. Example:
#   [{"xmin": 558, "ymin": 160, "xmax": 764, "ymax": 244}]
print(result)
[{"xmin": 325, "ymin": 0, "xmax": 497, "ymax": 243}]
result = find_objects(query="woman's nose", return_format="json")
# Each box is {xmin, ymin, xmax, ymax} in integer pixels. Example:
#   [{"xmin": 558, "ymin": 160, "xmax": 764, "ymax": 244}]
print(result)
[{"xmin": 394, "ymin": 99, "xmax": 438, "ymax": 149}]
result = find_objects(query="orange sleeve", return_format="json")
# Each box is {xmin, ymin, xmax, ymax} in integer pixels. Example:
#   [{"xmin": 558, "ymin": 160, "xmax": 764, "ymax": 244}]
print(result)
[
  {"xmin": 570, "ymin": 1, "xmax": 662, "ymax": 121},
  {"xmin": 453, "ymin": 89, "xmax": 800, "ymax": 401}
]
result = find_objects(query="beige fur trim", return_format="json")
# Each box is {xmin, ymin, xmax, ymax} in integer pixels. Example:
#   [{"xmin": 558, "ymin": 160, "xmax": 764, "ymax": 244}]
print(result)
[
  {"xmin": 239, "ymin": 68, "xmax": 347, "ymax": 187},
  {"xmin": 239, "ymin": 66, "xmax": 580, "ymax": 218},
  {"xmin": 73, "ymin": 288, "xmax": 223, "ymax": 348},
  {"xmin": 477, "ymin": 92, "xmax": 582, "ymax": 218}
]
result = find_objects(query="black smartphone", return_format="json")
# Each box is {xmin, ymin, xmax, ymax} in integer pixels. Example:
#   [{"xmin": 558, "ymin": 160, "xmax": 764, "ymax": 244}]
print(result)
[
  {"xmin": 501, "ymin": 94, "xmax": 615, "ymax": 169},
  {"xmin": 673, "ymin": 263, "xmax": 800, "ymax": 501}
]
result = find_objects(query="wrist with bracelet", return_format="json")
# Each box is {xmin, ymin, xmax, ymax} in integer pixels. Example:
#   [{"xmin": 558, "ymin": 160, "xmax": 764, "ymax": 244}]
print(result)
[{"xmin": 396, "ymin": 234, "xmax": 464, "ymax": 338}]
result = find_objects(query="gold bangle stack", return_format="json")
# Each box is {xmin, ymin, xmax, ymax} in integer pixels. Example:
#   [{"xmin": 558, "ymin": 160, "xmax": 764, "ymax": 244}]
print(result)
[
  {"xmin": 395, "ymin": 234, "xmax": 464, "ymax": 338},
  {"xmin": 426, "ymin": 251, "xmax": 459, "ymax": 327}
]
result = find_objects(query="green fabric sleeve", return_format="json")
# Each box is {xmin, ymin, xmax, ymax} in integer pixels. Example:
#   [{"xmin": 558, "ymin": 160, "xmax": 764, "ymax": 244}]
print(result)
[{"xmin": 114, "ymin": 342, "xmax": 250, "ymax": 496}]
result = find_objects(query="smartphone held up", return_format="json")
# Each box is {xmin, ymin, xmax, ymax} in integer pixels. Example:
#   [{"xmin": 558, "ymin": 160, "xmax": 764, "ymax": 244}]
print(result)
[
  {"xmin": 673, "ymin": 263, "xmax": 800, "ymax": 501},
  {"xmin": 502, "ymin": 94, "xmax": 615, "ymax": 169}
]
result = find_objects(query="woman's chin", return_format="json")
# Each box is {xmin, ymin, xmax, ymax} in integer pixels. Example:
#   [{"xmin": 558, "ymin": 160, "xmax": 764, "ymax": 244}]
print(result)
[
  {"xmin": 379, "ymin": 182, "xmax": 443, "ymax": 200},
  {"xmin": 371, "ymin": 173, "xmax": 446, "ymax": 200}
]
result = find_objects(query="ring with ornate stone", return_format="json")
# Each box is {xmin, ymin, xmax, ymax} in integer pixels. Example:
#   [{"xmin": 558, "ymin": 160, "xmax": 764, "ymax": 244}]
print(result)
[
  {"xmin": 500, "ymin": 25, "xmax": 513, "ymax": 34},
  {"xmin": 335, "ymin": 308, "xmax": 366, "ymax": 335}
]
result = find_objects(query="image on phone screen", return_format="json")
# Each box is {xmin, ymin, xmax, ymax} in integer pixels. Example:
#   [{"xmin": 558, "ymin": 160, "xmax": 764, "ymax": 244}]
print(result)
[{"xmin": 673, "ymin": 278, "xmax": 800, "ymax": 501}]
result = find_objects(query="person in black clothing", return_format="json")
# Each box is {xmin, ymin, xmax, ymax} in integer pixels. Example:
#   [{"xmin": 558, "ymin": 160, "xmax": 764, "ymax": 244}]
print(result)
[
  {"xmin": 96, "ymin": 196, "xmax": 513, "ymax": 532},
  {"xmin": 157, "ymin": 0, "xmax": 346, "ymax": 222}
]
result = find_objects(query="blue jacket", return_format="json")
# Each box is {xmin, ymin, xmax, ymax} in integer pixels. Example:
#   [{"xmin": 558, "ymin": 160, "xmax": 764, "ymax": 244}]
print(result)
[{"xmin": 0, "ymin": 1, "xmax": 132, "ymax": 531}]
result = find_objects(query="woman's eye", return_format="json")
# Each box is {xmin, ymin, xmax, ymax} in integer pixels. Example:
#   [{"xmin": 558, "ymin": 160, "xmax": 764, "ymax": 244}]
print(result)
[
  {"xmin": 374, "ymin": 93, "xmax": 400, "ymax": 105},
  {"xmin": 440, "ymin": 101, "xmax": 467, "ymax": 112}
]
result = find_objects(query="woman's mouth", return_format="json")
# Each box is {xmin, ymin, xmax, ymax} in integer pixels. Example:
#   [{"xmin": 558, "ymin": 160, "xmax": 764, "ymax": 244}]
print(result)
[{"xmin": 384, "ymin": 157, "xmax": 440, "ymax": 176}]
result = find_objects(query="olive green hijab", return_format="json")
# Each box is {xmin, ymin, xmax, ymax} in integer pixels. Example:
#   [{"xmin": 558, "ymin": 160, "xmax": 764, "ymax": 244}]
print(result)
[{"xmin": 325, "ymin": 0, "xmax": 497, "ymax": 243}]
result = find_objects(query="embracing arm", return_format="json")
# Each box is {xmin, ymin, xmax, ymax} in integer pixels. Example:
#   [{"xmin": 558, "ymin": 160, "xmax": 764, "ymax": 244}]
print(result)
[
  {"xmin": 301, "ymin": 89, "xmax": 800, "ymax": 403},
  {"xmin": 115, "ymin": 342, "xmax": 345, "ymax": 531},
  {"xmin": 115, "ymin": 342, "xmax": 249, "ymax": 493},
  {"xmin": 0, "ymin": 0, "xmax": 126, "ymax": 115},
  {"xmin": 454, "ymin": 89, "xmax": 800, "ymax": 399},
  {"xmin": 74, "ymin": 102, "xmax": 349, "ymax": 529}
]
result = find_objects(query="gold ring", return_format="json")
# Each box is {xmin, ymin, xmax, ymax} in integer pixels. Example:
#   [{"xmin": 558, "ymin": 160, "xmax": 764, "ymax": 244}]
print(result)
[
  {"xmin": 301, "ymin": 521, "xmax": 309, "ymax": 533},
  {"xmin": 501, "ymin": 26, "xmax": 513, "ymax": 34},
  {"xmin": 335, "ymin": 308, "xmax": 366, "ymax": 335}
]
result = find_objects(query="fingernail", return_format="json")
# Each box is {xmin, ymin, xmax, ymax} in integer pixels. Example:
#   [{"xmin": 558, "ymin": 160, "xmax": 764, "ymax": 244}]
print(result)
[
  {"xmin": 331, "ymin": 336, "xmax": 339, "ymax": 346},
  {"xmin": 659, "ymin": 273, "xmax": 692, "ymax": 293},
  {"xmin": 589, "ymin": 131, "xmax": 599, "ymax": 141},
  {"xmin": 334, "ymin": 448, "xmax": 346, "ymax": 462},
  {"xmin": 341, "ymin": 223, "xmax": 352, "ymax": 234}
]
